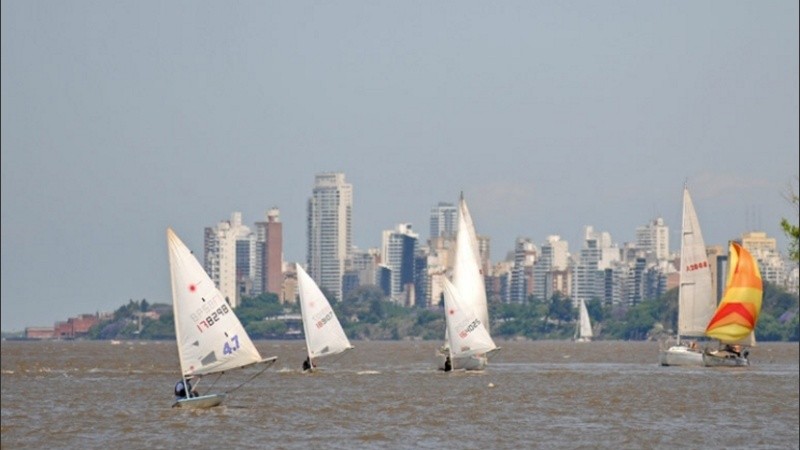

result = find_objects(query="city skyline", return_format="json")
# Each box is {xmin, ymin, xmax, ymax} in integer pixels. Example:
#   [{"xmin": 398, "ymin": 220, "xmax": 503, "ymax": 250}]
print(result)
[{"xmin": 2, "ymin": 1, "xmax": 797, "ymax": 330}]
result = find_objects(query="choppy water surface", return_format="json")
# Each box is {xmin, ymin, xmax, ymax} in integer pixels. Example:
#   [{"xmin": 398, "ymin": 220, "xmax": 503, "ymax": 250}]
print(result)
[{"xmin": 1, "ymin": 340, "xmax": 797, "ymax": 449}]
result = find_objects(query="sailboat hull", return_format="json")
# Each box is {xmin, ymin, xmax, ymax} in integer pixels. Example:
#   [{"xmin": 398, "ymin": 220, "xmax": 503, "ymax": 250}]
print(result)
[
  {"xmin": 659, "ymin": 345, "xmax": 704, "ymax": 366},
  {"xmin": 702, "ymin": 351, "xmax": 749, "ymax": 367},
  {"xmin": 172, "ymin": 393, "xmax": 226, "ymax": 409}
]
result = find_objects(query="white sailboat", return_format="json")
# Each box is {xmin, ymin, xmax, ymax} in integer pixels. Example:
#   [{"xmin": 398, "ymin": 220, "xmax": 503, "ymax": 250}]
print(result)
[
  {"xmin": 296, "ymin": 263, "xmax": 354, "ymax": 372},
  {"xmin": 438, "ymin": 194, "xmax": 495, "ymax": 371},
  {"xmin": 658, "ymin": 186, "xmax": 716, "ymax": 366},
  {"xmin": 167, "ymin": 228, "xmax": 277, "ymax": 408},
  {"xmin": 441, "ymin": 278, "xmax": 497, "ymax": 371},
  {"xmin": 574, "ymin": 299, "xmax": 593, "ymax": 342}
]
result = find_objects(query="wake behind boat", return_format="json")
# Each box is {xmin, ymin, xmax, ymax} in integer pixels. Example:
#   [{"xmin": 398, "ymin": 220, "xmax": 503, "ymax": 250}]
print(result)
[{"xmin": 167, "ymin": 227, "xmax": 277, "ymax": 409}]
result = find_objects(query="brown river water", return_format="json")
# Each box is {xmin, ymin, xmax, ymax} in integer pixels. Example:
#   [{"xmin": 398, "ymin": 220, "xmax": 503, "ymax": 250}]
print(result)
[{"xmin": 1, "ymin": 339, "xmax": 797, "ymax": 449}]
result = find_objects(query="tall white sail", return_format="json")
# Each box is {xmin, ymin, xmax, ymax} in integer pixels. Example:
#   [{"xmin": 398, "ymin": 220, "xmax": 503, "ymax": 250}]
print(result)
[
  {"xmin": 452, "ymin": 195, "xmax": 489, "ymax": 332},
  {"xmin": 168, "ymin": 228, "xmax": 264, "ymax": 377},
  {"xmin": 677, "ymin": 187, "xmax": 716, "ymax": 340},
  {"xmin": 297, "ymin": 264, "xmax": 353, "ymax": 361},
  {"xmin": 577, "ymin": 299, "xmax": 593, "ymax": 341},
  {"xmin": 443, "ymin": 278, "xmax": 497, "ymax": 359}
]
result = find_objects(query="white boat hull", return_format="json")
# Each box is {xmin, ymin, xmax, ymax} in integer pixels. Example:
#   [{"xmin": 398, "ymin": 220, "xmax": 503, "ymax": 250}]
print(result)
[
  {"xmin": 172, "ymin": 393, "xmax": 225, "ymax": 409},
  {"xmin": 702, "ymin": 351, "xmax": 749, "ymax": 367},
  {"xmin": 659, "ymin": 345, "xmax": 704, "ymax": 367}
]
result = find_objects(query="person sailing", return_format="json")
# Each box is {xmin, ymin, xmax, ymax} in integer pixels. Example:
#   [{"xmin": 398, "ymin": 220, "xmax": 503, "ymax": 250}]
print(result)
[
  {"xmin": 302, "ymin": 356, "xmax": 315, "ymax": 372},
  {"xmin": 443, "ymin": 355, "xmax": 452, "ymax": 372},
  {"xmin": 174, "ymin": 378, "xmax": 198, "ymax": 399}
]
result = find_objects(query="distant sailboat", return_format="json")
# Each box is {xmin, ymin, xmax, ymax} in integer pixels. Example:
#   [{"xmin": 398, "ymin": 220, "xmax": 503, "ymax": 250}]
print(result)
[
  {"xmin": 574, "ymin": 299, "xmax": 593, "ymax": 342},
  {"xmin": 659, "ymin": 186, "xmax": 716, "ymax": 366},
  {"xmin": 702, "ymin": 242, "xmax": 762, "ymax": 367},
  {"xmin": 441, "ymin": 278, "xmax": 497, "ymax": 371},
  {"xmin": 438, "ymin": 193, "xmax": 496, "ymax": 371},
  {"xmin": 296, "ymin": 263, "xmax": 354, "ymax": 372},
  {"xmin": 167, "ymin": 228, "xmax": 277, "ymax": 408}
]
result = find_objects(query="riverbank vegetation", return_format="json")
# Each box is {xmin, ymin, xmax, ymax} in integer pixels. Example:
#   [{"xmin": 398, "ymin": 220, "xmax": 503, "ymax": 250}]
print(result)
[{"xmin": 84, "ymin": 281, "xmax": 798, "ymax": 342}]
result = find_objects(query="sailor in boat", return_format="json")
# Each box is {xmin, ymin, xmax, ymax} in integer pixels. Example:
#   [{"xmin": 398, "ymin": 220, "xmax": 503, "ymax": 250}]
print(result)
[
  {"xmin": 302, "ymin": 356, "xmax": 315, "ymax": 372},
  {"xmin": 723, "ymin": 344, "xmax": 743, "ymax": 358},
  {"xmin": 443, "ymin": 355, "xmax": 452, "ymax": 372},
  {"xmin": 174, "ymin": 378, "xmax": 199, "ymax": 399}
]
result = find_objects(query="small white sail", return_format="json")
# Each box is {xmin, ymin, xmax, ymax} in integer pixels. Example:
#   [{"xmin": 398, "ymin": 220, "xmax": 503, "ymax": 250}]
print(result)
[
  {"xmin": 297, "ymin": 264, "xmax": 353, "ymax": 362},
  {"xmin": 168, "ymin": 228, "xmax": 266, "ymax": 378},
  {"xmin": 576, "ymin": 299, "xmax": 593, "ymax": 341},
  {"xmin": 677, "ymin": 187, "xmax": 716, "ymax": 339},
  {"xmin": 443, "ymin": 278, "xmax": 496, "ymax": 359}
]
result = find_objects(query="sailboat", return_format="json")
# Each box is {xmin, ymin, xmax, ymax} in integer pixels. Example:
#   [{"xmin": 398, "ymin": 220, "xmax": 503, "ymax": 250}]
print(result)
[
  {"xmin": 296, "ymin": 263, "xmax": 354, "ymax": 372},
  {"xmin": 167, "ymin": 228, "xmax": 277, "ymax": 408},
  {"xmin": 441, "ymin": 278, "xmax": 498, "ymax": 371},
  {"xmin": 574, "ymin": 299, "xmax": 593, "ymax": 342},
  {"xmin": 437, "ymin": 194, "xmax": 496, "ymax": 371},
  {"xmin": 702, "ymin": 241, "xmax": 762, "ymax": 367},
  {"xmin": 659, "ymin": 186, "xmax": 716, "ymax": 366}
]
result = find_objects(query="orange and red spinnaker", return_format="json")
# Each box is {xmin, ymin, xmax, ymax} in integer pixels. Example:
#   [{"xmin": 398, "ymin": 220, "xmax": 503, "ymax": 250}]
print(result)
[{"xmin": 705, "ymin": 242, "xmax": 763, "ymax": 343}]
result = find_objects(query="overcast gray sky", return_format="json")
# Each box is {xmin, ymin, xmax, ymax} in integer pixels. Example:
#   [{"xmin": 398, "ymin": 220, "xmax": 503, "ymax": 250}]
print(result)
[{"xmin": 2, "ymin": 1, "xmax": 797, "ymax": 331}]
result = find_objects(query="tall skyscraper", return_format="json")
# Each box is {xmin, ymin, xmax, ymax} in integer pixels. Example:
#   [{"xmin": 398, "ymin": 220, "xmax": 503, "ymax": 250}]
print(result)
[
  {"xmin": 254, "ymin": 208, "xmax": 283, "ymax": 296},
  {"xmin": 307, "ymin": 172, "xmax": 352, "ymax": 302},
  {"xmin": 572, "ymin": 226, "xmax": 620, "ymax": 305},
  {"xmin": 381, "ymin": 223, "xmax": 419, "ymax": 305},
  {"xmin": 204, "ymin": 212, "xmax": 251, "ymax": 308},
  {"xmin": 510, "ymin": 237, "xmax": 536, "ymax": 303},
  {"xmin": 429, "ymin": 202, "xmax": 457, "ymax": 243},
  {"xmin": 635, "ymin": 217, "xmax": 669, "ymax": 261},
  {"xmin": 533, "ymin": 235, "xmax": 570, "ymax": 302}
]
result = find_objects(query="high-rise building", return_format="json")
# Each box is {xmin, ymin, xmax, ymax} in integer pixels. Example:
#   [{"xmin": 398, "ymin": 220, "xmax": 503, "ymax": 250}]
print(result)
[
  {"xmin": 740, "ymin": 231, "xmax": 786, "ymax": 288},
  {"xmin": 307, "ymin": 172, "xmax": 352, "ymax": 302},
  {"xmin": 572, "ymin": 226, "xmax": 620, "ymax": 305},
  {"xmin": 254, "ymin": 208, "xmax": 283, "ymax": 296},
  {"xmin": 429, "ymin": 202, "xmax": 457, "ymax": 243},
  {"xmin": 635, "ymin": 217, "xmax": 669, "ymax": 261},
  {"xmin": 204, "ymin": 212, "xmax": 251, "ymax": 308},
  {"xmin": 509, "ymin": 237, "xmax": 536, "ymax": 303},
  {"xmin": 381, "ymin": 223, "xmax": 419, "ymax": 305},
  {"xmin": 533, "ymin": 235, "xmax": 570, "ymax": 302},
  {"xmin": 344, "ymin": 247, "xmax": 380, "ymax": 298}
]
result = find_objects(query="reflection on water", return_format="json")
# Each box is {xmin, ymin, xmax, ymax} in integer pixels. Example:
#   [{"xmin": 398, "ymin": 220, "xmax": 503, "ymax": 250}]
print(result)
[{"xmin": 1, "ymin": 340, "xmax": 797, "ymax": 449}]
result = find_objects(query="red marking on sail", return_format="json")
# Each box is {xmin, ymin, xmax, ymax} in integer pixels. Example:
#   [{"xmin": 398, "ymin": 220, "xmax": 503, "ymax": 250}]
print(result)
[
  {"xmin": 449, "ymin": 309, "xmax": 455, "ymax": 315},
  {"xmin": 706, "ymin": 302, "xmax": 756, "ymax": 330},
  {"xmin": 188, "ymin": 284, "xmax": 197, "ymax": 293}
]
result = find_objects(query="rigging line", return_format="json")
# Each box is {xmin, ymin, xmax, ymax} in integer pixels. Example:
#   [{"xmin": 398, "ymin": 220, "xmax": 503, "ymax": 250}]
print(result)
[
  {"xmin": 224, "ymin": 360, "xmax": 275, "ymax": 395},
  {"xmin": 324, "ymin": 347, "xmax": 353, "ymax": 366},
  {"xmin": 202, "ymin": 372, "xmax": 224, "ymax": 391}
]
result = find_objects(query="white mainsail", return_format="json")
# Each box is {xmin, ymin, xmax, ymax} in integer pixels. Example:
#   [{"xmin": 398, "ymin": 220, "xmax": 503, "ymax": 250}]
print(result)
[
  {"xmin": 676, "ymin": 187, "xmax": 716, "ymax": 342},
  {"xmin": 452, "ymin": 195, "xmax": 489, "ymax": 332},
  {"xmin": 576, "ymin": 299, "xmax": 593, "ymax": 341},
  {"xmin": 297, "ymin": 263, "xmax": 353, "ymax": 362},
  {"xmin": 168, "ymin": 228, "xmax": 266, "ymax": 377},
  {"xmin": 443, "ymin": 278, "xmax": 497, "ymax": 359}
]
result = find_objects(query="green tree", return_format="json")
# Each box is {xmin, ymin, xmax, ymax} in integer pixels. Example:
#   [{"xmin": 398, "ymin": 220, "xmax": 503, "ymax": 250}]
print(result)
[{"xmin": 781, "ymin": 181, "xmax": 799, "ymax": 262}]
